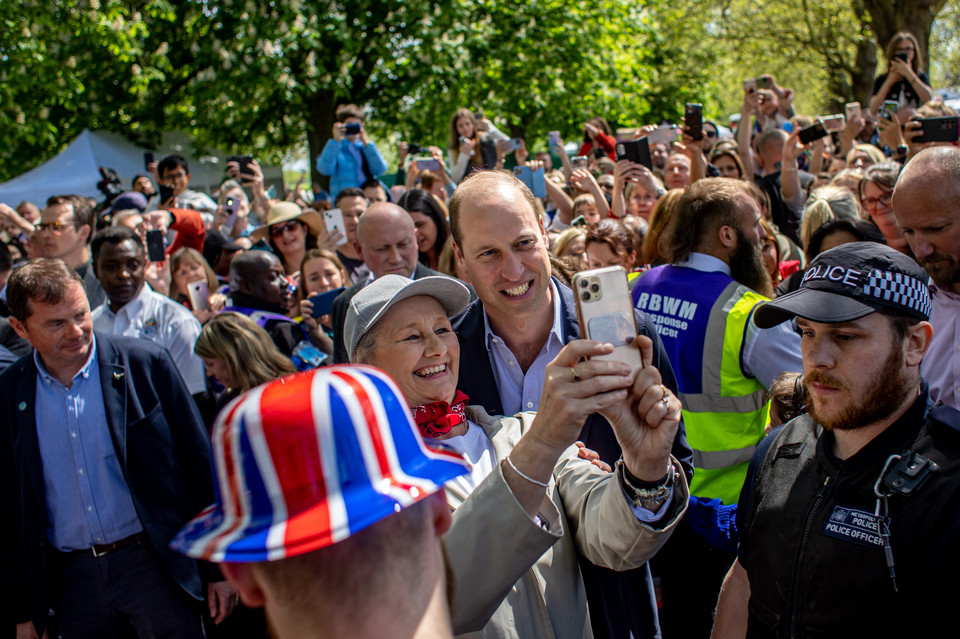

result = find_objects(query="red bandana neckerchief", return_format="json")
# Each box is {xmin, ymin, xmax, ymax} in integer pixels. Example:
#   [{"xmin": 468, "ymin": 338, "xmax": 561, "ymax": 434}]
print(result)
[{"xmin": 412, "ymin": 390, "xmax": 470, "ymax": 438}]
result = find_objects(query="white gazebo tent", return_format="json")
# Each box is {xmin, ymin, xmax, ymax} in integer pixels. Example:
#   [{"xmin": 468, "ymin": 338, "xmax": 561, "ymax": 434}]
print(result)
[{"xmin": 0, "ymin": 129, "xmax": 282, "ymax": 207}]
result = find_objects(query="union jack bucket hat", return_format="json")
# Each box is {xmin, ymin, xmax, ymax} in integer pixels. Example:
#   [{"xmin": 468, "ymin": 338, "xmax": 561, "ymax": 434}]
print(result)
[{"xmin": 171, "ymin": 365, "xmax": 469, "ymax": 562}]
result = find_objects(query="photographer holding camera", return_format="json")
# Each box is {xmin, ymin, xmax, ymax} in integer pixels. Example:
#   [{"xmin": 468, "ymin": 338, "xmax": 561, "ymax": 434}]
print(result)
[{"xmin": 316, "ymin": 103, "xmax": 388, "ymax": 200}]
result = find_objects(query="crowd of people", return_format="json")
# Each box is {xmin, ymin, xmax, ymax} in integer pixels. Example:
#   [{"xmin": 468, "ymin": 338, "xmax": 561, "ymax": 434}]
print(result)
[{"xmin": 2, "ymin": 29, "xmax": 960, "ymax": 639}]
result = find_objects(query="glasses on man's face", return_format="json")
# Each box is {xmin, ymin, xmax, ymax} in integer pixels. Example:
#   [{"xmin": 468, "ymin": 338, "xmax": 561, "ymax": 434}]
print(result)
[
  {"xmin": 269, "ymin": 219, "xmax": 302, "ymax": 237},
  {"xmin": 38, "ymin": 220, "xmax": 75, "ymax": 233},
  {"xmin": 705, "ymin": 130, "xmax": 718, "ymax": 138},
  {"xmin": 861, "ymin": 192, "xmax": 892, "ymax": 210}
]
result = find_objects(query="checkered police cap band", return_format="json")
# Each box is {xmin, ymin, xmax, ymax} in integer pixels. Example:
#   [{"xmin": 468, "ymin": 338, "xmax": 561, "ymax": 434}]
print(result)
[{"xmin": 863, "ymin": 268, "xmax": 932, "ymax": 319}]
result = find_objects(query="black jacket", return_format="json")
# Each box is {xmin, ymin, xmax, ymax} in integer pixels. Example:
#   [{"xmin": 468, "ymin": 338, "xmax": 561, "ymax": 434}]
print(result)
[{"xmin": 0, "ymin": 333, "xmax": 218, "ymax": 636}]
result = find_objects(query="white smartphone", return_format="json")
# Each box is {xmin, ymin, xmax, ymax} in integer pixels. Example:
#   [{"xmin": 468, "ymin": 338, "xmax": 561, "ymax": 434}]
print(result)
[
  {"xmin": 822, "ymin": 114, "xmax": 846, "ymax": 131},
  {"xmin": 323, "ymin": 208, "xmax": 349, "ymax": 247},
  {"xmin": 845, "ymin": 102, "xmax": 861, "ymax": 122},
  {"xmin": 186, "ymin": 280, "xmax": 211, "ymax": 312},
  {"xmin": 573, "ymin": 266, "xmax": 643, "ymax": 372}
]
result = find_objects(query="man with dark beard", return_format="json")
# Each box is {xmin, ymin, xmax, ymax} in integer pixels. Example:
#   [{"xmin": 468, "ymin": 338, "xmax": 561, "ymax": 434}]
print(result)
[
  {"xmin": 713, "ymin": 241, "xmax": 960, "ymax": 638},
  {"xmin": 893, "ymin": 146, "xmax": 960, "ymax": 409},
  {"xmin": 631, "ymin": 177, "xmax": 802, "ymax": 637}
]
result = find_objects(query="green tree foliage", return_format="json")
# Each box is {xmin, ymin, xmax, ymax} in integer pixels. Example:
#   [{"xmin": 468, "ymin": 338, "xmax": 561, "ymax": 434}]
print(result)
[{"xmin": 2, "ymin": 0, "xmax": 956, "ymax": 187}]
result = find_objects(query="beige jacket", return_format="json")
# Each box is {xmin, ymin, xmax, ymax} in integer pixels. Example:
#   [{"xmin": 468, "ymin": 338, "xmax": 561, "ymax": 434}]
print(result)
[{"xmin": 446, "ymin": 406, "xmax": 689, "ymax": 639}]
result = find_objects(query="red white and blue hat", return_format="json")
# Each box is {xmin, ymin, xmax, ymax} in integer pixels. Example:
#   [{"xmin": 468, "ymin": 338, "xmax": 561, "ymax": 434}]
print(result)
[{"xmin": 171, "ymin": 365, "xmax": 469, "ymax": 563}]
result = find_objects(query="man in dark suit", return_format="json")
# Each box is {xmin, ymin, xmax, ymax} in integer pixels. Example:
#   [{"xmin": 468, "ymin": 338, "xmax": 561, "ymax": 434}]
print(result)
[
  {"xmin": 0, "ymin": 259, "xmax": 236, "ymax": 639},
  {"xmin": 331, "ymin": 201, "xmax": 472, "ymax": 363},
  {"xmin": 448, "ymin": 170, "xmax": 694, "ymax": 639}
]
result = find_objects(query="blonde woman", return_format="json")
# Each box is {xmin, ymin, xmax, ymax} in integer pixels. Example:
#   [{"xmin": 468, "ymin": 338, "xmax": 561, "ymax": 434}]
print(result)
[{"xmin": 195, "ymin": 312, "xmax": 297, "ymax": 411}]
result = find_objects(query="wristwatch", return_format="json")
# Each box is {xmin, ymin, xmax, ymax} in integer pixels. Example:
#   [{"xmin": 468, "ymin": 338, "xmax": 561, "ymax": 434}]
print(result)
[{"xmin": 617, "ymin": 459, "xmax": 678, "ymax": 511}]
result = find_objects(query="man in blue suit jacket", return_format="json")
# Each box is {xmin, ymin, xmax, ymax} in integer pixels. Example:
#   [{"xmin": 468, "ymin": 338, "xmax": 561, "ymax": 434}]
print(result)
[
  {"xmin": 0, "ymin": 259, "xmax": 235, "ymax": 639},
  {"xmin": 449, "ymin": 170, "xmax": 694, "ymax": 639}
]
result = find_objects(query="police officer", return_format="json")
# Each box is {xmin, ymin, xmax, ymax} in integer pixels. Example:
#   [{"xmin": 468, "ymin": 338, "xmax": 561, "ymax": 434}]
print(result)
[
  {"xmin": 713, "ymin": 242, "xmax": 960, "ymax": 637},
  {"xmin": 632, "ymin": 178, "xmax": 802, "ymax": 636}
]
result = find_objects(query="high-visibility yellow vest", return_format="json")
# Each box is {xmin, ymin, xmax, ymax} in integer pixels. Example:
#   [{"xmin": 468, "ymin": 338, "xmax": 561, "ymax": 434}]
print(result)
[{"xmin": 633, "ymin": 267, "xmax": 769, "ymax": 504}]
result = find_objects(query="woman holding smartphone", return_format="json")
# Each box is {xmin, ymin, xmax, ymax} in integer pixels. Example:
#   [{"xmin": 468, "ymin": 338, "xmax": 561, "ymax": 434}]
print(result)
[
  {"xmin": 868, "ymin": 32, "xmax": 932, "ymax": 114},
  {"xmin": 296, "ymin": 249, "xmax": 348, "ymax": 357},
  {"xmin": 447, "ymin": 107, "xmax": 508, "ymax": 183}
]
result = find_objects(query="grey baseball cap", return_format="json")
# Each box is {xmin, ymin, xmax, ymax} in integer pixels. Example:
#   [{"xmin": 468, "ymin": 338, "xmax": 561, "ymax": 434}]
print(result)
[{"xmin": 345, "ymin": 275, "xmax": 471, "ymax": 362}]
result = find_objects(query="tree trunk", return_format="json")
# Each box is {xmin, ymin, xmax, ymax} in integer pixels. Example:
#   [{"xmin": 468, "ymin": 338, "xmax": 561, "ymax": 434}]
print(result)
[
  {"xmin": 306, "ymin": 90, "xmax": 336, "ymax": 193},
  {"xmin": 860, "ymin": 0, "xmax": 948, "ymax": 73}
]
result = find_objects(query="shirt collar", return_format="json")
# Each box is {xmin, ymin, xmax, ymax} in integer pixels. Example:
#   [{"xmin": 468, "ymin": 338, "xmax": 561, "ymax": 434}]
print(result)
[
  {"xmin": 483, "ymin": 279, "xmax": 564, "ymax": 352},
  {"xmin": 35, "ymin": 335, "xmax": 98, "ymax": 388},
  {"xmin": 675, "ymin": 252, "xmax": 731, "ymax": 276}
]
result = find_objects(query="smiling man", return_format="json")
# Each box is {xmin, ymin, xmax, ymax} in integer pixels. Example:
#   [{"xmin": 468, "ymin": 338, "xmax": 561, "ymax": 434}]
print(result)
[
  {"xmin": 90, "ymin": 226, "xmax": 206, "ymax": 395},
  {"xmin": 713, "ymin": 242, "xmax": 960, "ymax": 638},
  {"xmin": 449, "ymin": 169, "xmax": 693, "ymax": 639}
]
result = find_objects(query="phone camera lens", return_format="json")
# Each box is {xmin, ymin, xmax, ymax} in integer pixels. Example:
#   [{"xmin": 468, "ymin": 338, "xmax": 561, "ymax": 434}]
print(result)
[
  {"xmin": 581, "ymin": 292, "xmax": 591, "ymax": 302},
  {"xmin": 590, "ymin": 283, "xmax": 600, "ymax": 293},
  {"xmin": 579, "ymin": 280, "xmax": 588, "ymax": 288}
]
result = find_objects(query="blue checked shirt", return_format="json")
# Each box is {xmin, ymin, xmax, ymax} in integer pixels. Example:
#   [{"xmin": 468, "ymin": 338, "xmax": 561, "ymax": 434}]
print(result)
[{"xmin": 34, "ymin": 338, "xmax": 142, "ymax": 551}]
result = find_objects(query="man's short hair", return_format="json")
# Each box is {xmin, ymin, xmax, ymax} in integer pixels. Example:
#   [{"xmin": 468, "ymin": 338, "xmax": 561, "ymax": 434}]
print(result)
[
  {"xmin": 449, "ymin": 171, "xmax": 539, "ymax": 248},
  {"xmin": 666, "ymin": 178, "xmax": 748, "ymax": 263},
  {"xmin": 158, "ymin": 154, "xmax": 189, "ymax": 178},
  {"xmin": 46, "ymin": 195, "xmax": 95, "ymax": 245},
  {"xmin": 7, "ymin": 258, "xmax": 85, "ymax": 321},
  {"xmin": 334, "ymin": 187, "xmax": 368, "ymax": 206},
  {"xmin": 250, "ymin": 497, "xmax": 432, "ymax": 614},
  {"xmin": 91, "ymin": 226, "xmax": 144, "ymax": 262},
  {"xmin": 335, "ymin": 103, "xmax": 364, "ymax": 123}
]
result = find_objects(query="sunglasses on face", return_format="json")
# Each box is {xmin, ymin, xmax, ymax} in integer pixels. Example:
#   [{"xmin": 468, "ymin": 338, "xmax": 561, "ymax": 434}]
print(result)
[
  {"xmin": 38, "ymin": 221, "xmax": 75, "ymax": 232},
  {"xmin": 269, "ymin": 219, "xmax": 303, "ymax": 237}
]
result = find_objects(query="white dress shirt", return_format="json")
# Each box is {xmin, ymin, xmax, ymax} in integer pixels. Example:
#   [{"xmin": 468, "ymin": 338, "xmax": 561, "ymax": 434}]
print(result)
[{"xmin": 92, "ymin": 284, "xmax": 206, "ymax": 394}]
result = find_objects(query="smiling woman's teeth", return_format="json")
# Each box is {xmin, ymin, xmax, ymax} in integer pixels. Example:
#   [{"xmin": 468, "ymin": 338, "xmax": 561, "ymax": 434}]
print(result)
[
  {"xmin": 504, "ymin": 282, "xmax": 530, "ymax": 297},
  {"xmin": 416, "ymin": 364, "xmax": 447, "ymax": 377}
]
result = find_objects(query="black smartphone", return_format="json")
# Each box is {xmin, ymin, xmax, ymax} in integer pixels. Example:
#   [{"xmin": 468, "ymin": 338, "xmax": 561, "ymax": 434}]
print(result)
[
  {"xmin": 893, "ymin": 52, "xmax": 910, "ymax": 63},
  {"xmin": 144, "ymin": 152, "xmax": 154, "ymax": 170},
  {"xmin": 913, "ymin": 116, "xmax": 960, "ymax": 143},
  {"xmin": 158, "ymin": 184, "xmax": 175, "ymax": 205},
  {"xmin": 344, "ymin": 123, "xmax": 362, "ymax": 135},
  {"xmin": 308, "ymin": 288, "xmax": 346, "ymax": 318},
  {"xmin": 756, "ymin": 76, "xmax": 772, "ymax": 90},
  {"xmin": 235, "ymin": 154, "xmax": 254, "ymax": 178},
  {"xmin": 684, "ymin": 103, "xmax": 703, "ymax": 141},
  {"xmin": 798, "ymin": 121, "xmax": 828, "ymax": 144},
  {"xmin": 407, "ymin": 142, "xmax": 422, "ymax": 154},
  {"xmin": 615, "ymin": 138, "xmax": 653, "ymax": 169},
  {"xmin": 145, "ymin": 230, "xmax": 166, "ymax": 262}
]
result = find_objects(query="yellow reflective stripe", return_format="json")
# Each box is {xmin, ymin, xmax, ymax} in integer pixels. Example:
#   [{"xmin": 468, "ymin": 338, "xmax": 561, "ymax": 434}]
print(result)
[{"xmin": 721, "ymin": 291, "xmax": 768, "ymax": 396}]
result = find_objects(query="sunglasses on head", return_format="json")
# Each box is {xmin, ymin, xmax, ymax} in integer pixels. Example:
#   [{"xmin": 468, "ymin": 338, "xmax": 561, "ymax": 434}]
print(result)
[{"xmin": 269, "ymin": 219, "xmax": 303, "ymax": 237}]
